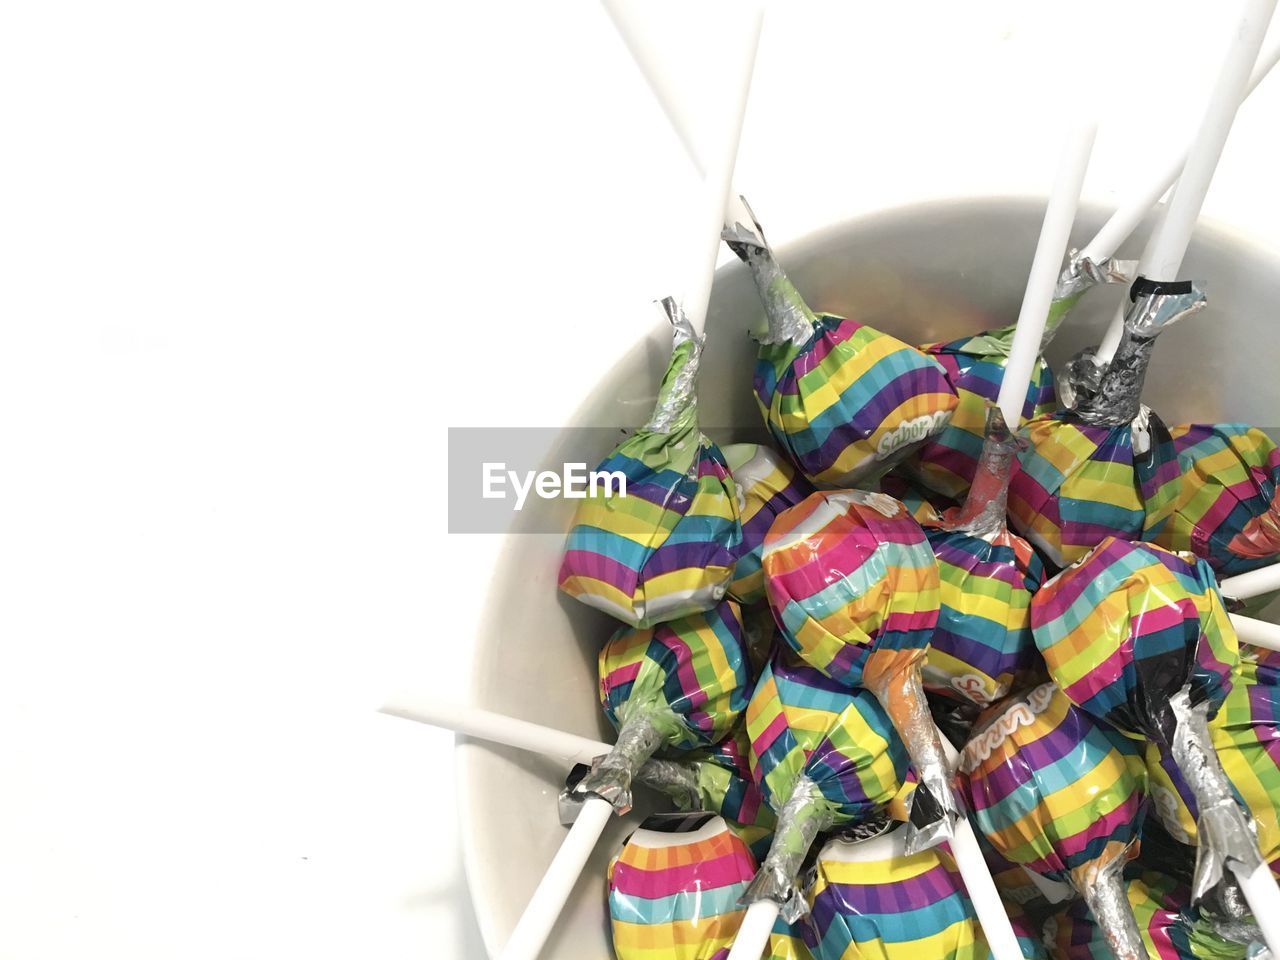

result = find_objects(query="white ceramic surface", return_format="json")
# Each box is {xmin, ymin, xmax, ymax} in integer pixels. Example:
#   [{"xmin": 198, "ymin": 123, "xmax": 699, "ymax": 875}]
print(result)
[{"xmin": 458, "ymin": 197, "xmax": 1280, "ymax": 959}]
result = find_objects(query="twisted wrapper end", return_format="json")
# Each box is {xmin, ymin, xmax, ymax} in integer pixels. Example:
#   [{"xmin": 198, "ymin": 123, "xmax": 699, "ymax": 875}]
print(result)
[
  {"xmin": 644, "ymin": 297, "xmax": 704, "ymax": 434},
  {"xmin": 739, "ymin": 774, "xmax": 832, "ymax": 922},
  {"xmin": 1053, "ymin": 253, "xmax": 1140, "ymax": 301},
  {"xmin": 722, "ymin": 195, "xmax": 816, "ymax": 346},
  {"xmin": 633, "ymin": 757, "xmax": 703, "ymax": 812},
  {"xmin": 1169, "ymin": 686, "xmax": 1266, "ymax": 903},
  {"xmin": 945, "ymin": 404, "xmax": 1025, "ymax": 541},
  {"xmin": 1071, "ymin": 842, "xmax": 1146, "ymax": 960},
  {"xmin": 1056, "ymin": 346, "xmax": 1104, "ymax": 411},
  {"xmin": 573, "ymin": 711, "xmax": 668, "ymax": 815}
]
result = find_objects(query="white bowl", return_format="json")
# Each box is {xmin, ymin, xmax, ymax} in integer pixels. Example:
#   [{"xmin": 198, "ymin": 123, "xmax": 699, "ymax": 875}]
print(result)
[{"xmin": 458, "ymin": 197, "xmax": 1280, "ymax": 959}]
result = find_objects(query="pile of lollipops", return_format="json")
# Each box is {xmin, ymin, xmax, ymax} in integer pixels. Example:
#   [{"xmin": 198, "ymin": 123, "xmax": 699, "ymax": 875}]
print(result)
[{"xmin": 385, "ymin": 4, "xmax": 1280, "ymax": 960}]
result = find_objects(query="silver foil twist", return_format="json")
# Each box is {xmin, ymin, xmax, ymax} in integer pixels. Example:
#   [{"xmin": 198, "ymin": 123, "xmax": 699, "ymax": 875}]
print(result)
[
  {"xmin": 573, "ymin": 710, "xmax": 669, "ymax": 815},
  {"xmin": 633, "ymin": 757, "xmax": 702, "ymax": 811},
  {"xmin": 1169, "ymin": 686, "xmax": 1266, "ymax": 902},
  {"xmin": 946, "ymin": 405, "xmax": 1024, "ymax": 541},
  {"xmin": 722, "ymin": 196, "xmax": 816, "ymax": 347},
  {"xmin": 739, "ymin": 774, "xmax": 832, "ymax": 922},
  {"xmin": 1076, "ymin": 282, "xmax": 1206, "ymax": 427},
  {"xmin": 1076, "ymin": 847, "xmax": 1146, "ymax": 960},
  {"xmin": 1053, "ymin": 253, "xmax": 1140, "ymax": 302},
  {"xmin": 1056, "ymin": 346, "xmax": 1104, "ymax": 411},
  {"xmin": 644, "ymin": 297, "xmax": 704, "ymax": 434}
]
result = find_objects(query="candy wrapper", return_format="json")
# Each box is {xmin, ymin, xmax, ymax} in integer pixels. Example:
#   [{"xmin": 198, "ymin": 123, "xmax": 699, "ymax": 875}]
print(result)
[
  {"xmin": 724, "ymin": 442, "xmax": 815, "ymax": 606},
  {"xmin": 1008, "ymin": 279, "xmax": 1207, "ymax": 567},
  {"xmin": 762, "ymin": 488, "xmax": 959, "ymax": 850},
  {"xmin": 802, "ymin": 821, "xmax": 990, "ymax": 960},
  {"xmin": 768, "ymin": 919, "xmax": 816, "ymax": 960},
  {"xmin": 1154, "ymin": 423, "xmax": 1280, "ymax": 577},
  {"xmin": 876, "ymin": 472, "xmax": 955, "ymax": 527},
  {"xmin": 723, "ymin": 200, "xmax": 958, "ymax": 488},
  {"xmin": 909, "ymin": 254, "xmax": 1134, "ymax": 498},
  {"xmin": 575, "ymin": 601, "xmax": 750, "ymax": 814},
  {"xmin": 743, "ymin": 651, "xmax": 909, "ymax": 921},
  {"xmin": 960, "ymin": 682, "xmax": 1149, "ymax": 960},
  {"xmin": 921, "ymin": 407, "xmax": 1046, "ymax": 707},
  {"xmin": 559, "ymin": 298, "xmax": 742, "ymax": 627},
  {"xmin": 1043, "ymin": 871, "xmax": 1245, "ymax": 960},
  {"xmin": 608, "ymin": 811, "xmax": 758, "ymax": 960},
  {"xmin": 1144, "ymin": 670, "xmax": 1280, "ymax": 887},
  {"xmin": 638, "ymin": 722, "xmax": 778, "ymax": 863},
  {"xmin": 1029, "ymin": 537, "xmax": 1261, "ymax": 904}
]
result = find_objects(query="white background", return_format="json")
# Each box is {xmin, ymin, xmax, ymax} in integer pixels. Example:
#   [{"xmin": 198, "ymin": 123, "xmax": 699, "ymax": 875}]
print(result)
[{"xmin": 2, "ymin": 2, "xmax": 1279, "ymax": 958}]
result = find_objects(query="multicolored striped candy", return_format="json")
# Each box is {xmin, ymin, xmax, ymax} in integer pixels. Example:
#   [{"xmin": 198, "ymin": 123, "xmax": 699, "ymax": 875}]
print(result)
[
  {"xmin": 723, "ymin": 201, "xmax": 958, "ymax": 488},
  {"xmin": 767, "ymin": 920, "xmax": 816, "ymax": 960},
  {"xmin": 559, "ymin": 299, "xmax": 742, "ymax": 628},
  {"xmin": 1153, "ymin": 423, "xmax": 1280, "ymax": 577},
  {"xmin": 762, "ymin": 489, "xmax": 958, "ymax": 845},
  {"xmin": 959, "ymin": 682, "xmax": 1148, "ymax": 958},
  {"xmin": 1044, "ymin": 871, "xmax": 1241, "ymax": 960},
  {"xmin": 1030, "ymin": 537, "xmax": 1239, "ymax": 747},
  {"xmin": 910, "ymin": 320, "xmax": 1058, "ymax": 501},
  {"xmin": 742, "ymin": 651, "xmax": 909, "ymax": 918},
  {"xmin": 724, "ymin": 443, "xmax": 815, "ymax": 606},
  {"xmin": 607, "ymin": 811, "xmax": 758, "ymax": 960},
  {"xmin": 580, "ymin": 601, "xmax": 751, "ymax": 814},
  {"xmin": 802, "ymin": 823, "xmax": 989, "ymax": 960},
  {"xmin": 921, "ymin": 407, "xmax": 1047, "ymax": 707},
  {"xmin": 875, "ymin": 472, "xmax": 954, "ymax": 527},
  {"xmin": 1144, "ymin": 669, "xmax": 1280, "ymax": 882}
]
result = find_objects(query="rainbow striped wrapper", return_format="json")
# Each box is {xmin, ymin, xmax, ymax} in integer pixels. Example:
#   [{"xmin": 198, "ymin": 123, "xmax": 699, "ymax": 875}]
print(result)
[
  {"xmin": 803, "ymin": 827, "xmax": 989, "ymax": 960},
  {"xmin": 724, "ymin": 443, "xmax": 815, "ymax": 606},
  {"xmin": 559, "ymin": 304, "xmax": 742, "ymax": 628},
  {"xmin": 1144, "ymin": 672, "xmax": 1280, "ymax": 880},
  {"xmin": 1007, "ymin": 901, "xmax": 1051, "ymax": 960},
  {"xmin": 1044, "ymin": 871, "xmax": 1243, "ymax": 960},
  {"xmin": 1008, "ymin": 411, "xmax": 1180, "ymax": 568},
  {"xmin": 1154, "ymin": 423, "xmax": 1280, "ymax": 576},
  {"xmin": 767, "ymin": 919, "xmax": 815, "ymax": 960},
  {"xmin": 910, "ymin": 323, "xmax": 1058, "ymax": 500},
  {"xmin": 876, "ymin": 472, "xmax": 954, "ymax": 527},
  {"xmin": 600, "ymin": 601, "xmax": 750, "ymax": 752},
  {"xmin": 1030, "ymin": 538, "xmax": 1239, "ymax": 746},
  {"xmin": 746, "ymin": 652, "xmax": 908, "ymax": 828},
  {"xmin": 922, "ymin": 523, "xmax": 1045, "ymax": 708},
  {"xmin": 755, "ymin": 315, "xmax": 959, "ymax": 489},
  {"xmin": 607, "ymin": 812, "xmax": 757, "ymax": 960},
  {"xmin": 959, "ymin": 682, "xmax": 1146, "ymax": 886},
  {"xmin": 761, "ymin": 490, "xmax": 940, "ymax": 690}
]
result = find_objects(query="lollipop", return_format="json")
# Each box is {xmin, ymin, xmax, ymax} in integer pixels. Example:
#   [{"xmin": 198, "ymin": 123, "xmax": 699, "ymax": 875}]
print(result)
[
  {"xmin": 802, "ymin": 820, "xmax": 990, "ymax": 960},
  {"xmin": 761, "ymin": 488, "xmax": 958, "ymax": 846},
  {"xmin": 920, "ymin": 406, "xmax": 1046, "ymax": 708},
  {"xmin": 559, "ymin": 298, "xmax": 742, "ymax": 627},
  {"xmin": 1043, "ymin": 871, "xmax": 1243, "ymax": 960},
  {"xmin": 959, "ymin": 682, "xmax": 1149, "ymax": 960},
  {"xmin": 723, "ymin": 200, "xmax": 958, "ymax": 488},
  {"xmin": 910, "ymin": 253, "xmax": 1132, "ymax": 500},
  {"xmin": 607, "ymin": 811, "xmax": 759, "ymax": 960},
  {"xmin": 1007, "ymin": 279, "xmax": 1206, "ymax": 567},
  {"xmin": 724, "ymin": 442, "xmax": 815, "ymax": 606},
  {"xmin": 1152, "ymin": 423, "xmax": 1280, "ymax": 577},
  {"xmin": 1030, "ymin": 537, "xmax": 1280, "ymax": 948},
  {"xmin": 729, "ymin": 650, "xmax": 909, "ymax": 957}
]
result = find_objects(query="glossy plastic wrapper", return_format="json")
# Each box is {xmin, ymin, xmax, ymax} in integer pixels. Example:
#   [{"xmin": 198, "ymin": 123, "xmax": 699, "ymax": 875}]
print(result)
[
  {"xmin": 743, "ymin": 651, "xmax": 909, "ymax": 921},
  {"xmin": 802, "ymin": 823, "xmax": 989, "ymax": 960},
  {"xmin": 762, "ymin": 488, "xmax": 959, "ymax": 849},
  {"xmin": 960, "ymin": 682, "xmax": 1148, "ymax": 960},
  {"xmin": 577, "ymin": 601, "xmax": 750, "ymax": 814},
  {"xmin": 559, "ymin": 298, "xmax": 742, "ymax": 627},
  {"xmin": 724, "ymin": 442, "xmax": 815, "ymax": 606},
  {"xmin": 1008, "ymin": 280, "xmax": 1206, "ymax": 567},
  {"xmin": 1154, "ymin": 423, "xmax": 1280, "ymax": 576},
  {"xmin": 724, "ymin": 200, "xmax": 958, "ymax": 488},
  {"xmin": 608, "ymin": 812, "xmax": 757, "ymax": 960}
]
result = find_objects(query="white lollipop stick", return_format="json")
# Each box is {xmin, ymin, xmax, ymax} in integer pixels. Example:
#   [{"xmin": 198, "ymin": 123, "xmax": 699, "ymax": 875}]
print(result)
[
  {"xmin": 602, "ymin": 0, "xmax": 707, "ymax": 177},
  {"xmin": 1232, "ymin": 860, "xmax": 1280, "ymax": 955},
  {"xmin": 1075, "ymin": 28, "xmax": 1280, "ymax": 269},
  {"xmin": 378, "ymin": 695, "xmax": 611, "ymax": 766},
  {"xmin": 679, "ymin": 6, "xmax": 763, "ymax": 338},
  {"xmin": 1221, "ymin": 564, "xmax": 1280, "ymax": 600},
  {"xmin": 1093, "ymin": 0, "xmax": 1279, "ymax": 367},
  {"xmin": 1229, "ymin": 613, "xmax": 1280, "ymax": 652},
  {"xmin": 726, "ymin": 899, "xmax": 781, "ymax": 960},
  {"xmin": 995, "ymin": 121, "xmax": 1097, "ymax": 427},
  {"xmin": 498, "ymin": 796, "xmax": 615, "ymax": 960}
]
